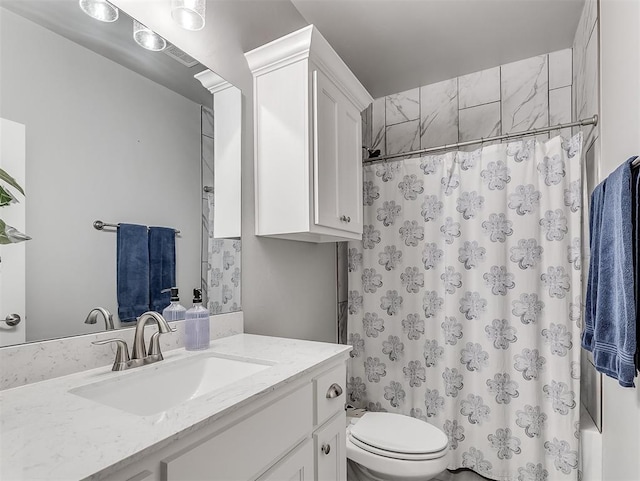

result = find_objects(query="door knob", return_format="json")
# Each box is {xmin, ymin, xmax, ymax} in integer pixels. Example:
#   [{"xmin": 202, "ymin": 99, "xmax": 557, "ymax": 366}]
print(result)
[
  {"xmin": 2, "ymin": 314, "xmax": 21, "ymax": 327},
  {"xmin": 321, "ymin": 443, "xmax": 331, "ymax": 455}
]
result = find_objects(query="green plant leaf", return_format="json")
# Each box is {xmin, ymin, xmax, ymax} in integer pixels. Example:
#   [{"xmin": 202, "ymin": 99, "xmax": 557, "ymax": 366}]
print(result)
[
  {"xmin": 0, "ymin": 219, "xmax": 10, "ymax": 244},
  {"xmin": 0, "ymin": 185, "xmax": 16, "ymax": 207},
  {"xmin": 0, "ymin": 218, "xmax": 31, "ymax": 244},
  {"xmin": 0, "ymin": 168, "xmax": 24, "ymax": 196}
]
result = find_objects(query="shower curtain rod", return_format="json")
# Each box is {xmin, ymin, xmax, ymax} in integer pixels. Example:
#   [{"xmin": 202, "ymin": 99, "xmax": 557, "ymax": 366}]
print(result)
[{"xmin": 362, "ymin": 114, "xmax": 599, "ymax": 165}]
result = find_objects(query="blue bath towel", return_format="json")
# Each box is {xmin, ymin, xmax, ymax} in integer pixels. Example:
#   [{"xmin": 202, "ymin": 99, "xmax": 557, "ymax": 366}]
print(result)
[
  {"xmin": 117, "ymin": 224, "xmax": 150, "ymax": 322},
  {"xmin": 634, "ymin": 163, "xmax": 640, "ymax": 367},
  {"xmin": 582, "ymin": 157, "xmax": 638, "ymax": 387},
  {"xmin": 148, "ymin": 226, "xmax": 176, "ymax": 313},
  {"xmin": 583, "ymin": 180, "xmax": 606, "ymax": 349}
]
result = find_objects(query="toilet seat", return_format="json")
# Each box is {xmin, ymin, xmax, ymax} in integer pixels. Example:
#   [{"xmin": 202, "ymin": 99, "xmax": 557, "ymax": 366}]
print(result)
[{"xmin": 348, "ymin": 412, "xmax": 449, "ymax": 461}]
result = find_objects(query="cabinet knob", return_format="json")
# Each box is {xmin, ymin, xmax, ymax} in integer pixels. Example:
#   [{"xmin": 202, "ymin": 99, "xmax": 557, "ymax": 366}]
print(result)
[
  {"xmin": 326, "ymin": 383, "xmax": 343, "ymax": 399},
  {"xmin": 321, "ymin": 443, "xmax": 331, "ymax": 455},
  {"xmin": 339, "ymin": 215, "xmax": 351, "ymax": 223}
]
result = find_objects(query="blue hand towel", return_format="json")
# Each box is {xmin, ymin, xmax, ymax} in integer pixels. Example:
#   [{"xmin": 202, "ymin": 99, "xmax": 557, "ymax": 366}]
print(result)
[
  {"xmin": 117, "ymin": 224, "xmax": 150, "ymax": 322},
  {"xmin": 582, "ymin": 157, "xmax": 638, "ymax": 387},
  {"xmin": 148, "ymin": 226, "xmax": 176, "ymax": 313}
]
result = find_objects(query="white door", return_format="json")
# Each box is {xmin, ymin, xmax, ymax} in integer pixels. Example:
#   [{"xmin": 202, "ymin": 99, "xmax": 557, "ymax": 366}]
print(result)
[{"xmin": 0, "ymin": 118, "xmax": 26, "ymax": 346}]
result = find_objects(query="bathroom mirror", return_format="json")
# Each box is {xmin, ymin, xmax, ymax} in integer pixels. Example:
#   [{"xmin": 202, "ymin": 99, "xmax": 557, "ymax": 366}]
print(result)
[{"xmin": 0, "ymin": 1, "xmax": 241, "ymax": 346}]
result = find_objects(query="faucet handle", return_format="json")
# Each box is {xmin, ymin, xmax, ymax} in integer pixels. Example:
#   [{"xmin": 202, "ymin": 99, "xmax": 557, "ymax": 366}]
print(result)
[
  {"xmin": 92, "ymin": 338, "xmax": 131, "ymax": 371},
  {"xmin": 148, "ymin": 332, "xmax": 162, "ymax": 359},
  {"xmin": 147, "ymin": 327, "xmax": 176, "ymax": 360}
]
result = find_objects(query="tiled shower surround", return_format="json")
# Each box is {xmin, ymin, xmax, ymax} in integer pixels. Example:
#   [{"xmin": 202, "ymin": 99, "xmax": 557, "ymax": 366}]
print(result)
[
  {"xmin": 338, "ymin": 47, "xmax": 575, "ymax": 344},
  {"xmin": 363, "ymin": 48, "xmax": 574, "ymax": 159}
]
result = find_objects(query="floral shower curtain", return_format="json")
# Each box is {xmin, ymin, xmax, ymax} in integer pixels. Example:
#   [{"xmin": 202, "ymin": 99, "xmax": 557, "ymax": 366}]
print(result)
[{"xmin": 347, "ymin": 133, "xmax": 583, "ymax": 481}]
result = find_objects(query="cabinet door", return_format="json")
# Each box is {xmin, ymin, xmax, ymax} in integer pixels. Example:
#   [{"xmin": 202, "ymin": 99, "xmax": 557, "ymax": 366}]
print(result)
[
  {"xmin": 336, "ymin": 94, "xmax": 363, "ymax": 235},
  {"xmin": 314, "ymin": 412, "xmax": 347, "ymax": 481},
  {"xmin": 162, "ymin": 385, "xmax": 312, "ymax": 480},
  {"xmin": 313, "ymin": 70, "xmax": 363, "ymax": 235},
  {"xmin": 257, "ymin": 440, "xmax": 314, "ymax": 481}
]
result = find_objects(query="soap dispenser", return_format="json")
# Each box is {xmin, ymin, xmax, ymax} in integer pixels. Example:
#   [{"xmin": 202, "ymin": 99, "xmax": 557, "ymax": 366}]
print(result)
[
  {"xmin": 185, "ymin": 288, "xmax": 210, "ymax": 350},
  {"xmin": 161, "ymin": 287, "xmax": 187, "ymax": 321}
]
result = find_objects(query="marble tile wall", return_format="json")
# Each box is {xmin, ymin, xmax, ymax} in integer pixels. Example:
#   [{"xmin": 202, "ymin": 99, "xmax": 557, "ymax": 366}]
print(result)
[
  {"xmin": 572, "ymin": 0, "xmax": 602, "ymax": 432},
  {"xmin": 365, "ymin": 49, "xmax": 576, "ymax": 159}
]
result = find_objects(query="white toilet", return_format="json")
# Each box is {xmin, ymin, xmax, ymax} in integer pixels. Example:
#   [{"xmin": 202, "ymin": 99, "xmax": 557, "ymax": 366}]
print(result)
[{"xmin": 346, "ymin": 412, "xmax": 450, "ymax": 481}]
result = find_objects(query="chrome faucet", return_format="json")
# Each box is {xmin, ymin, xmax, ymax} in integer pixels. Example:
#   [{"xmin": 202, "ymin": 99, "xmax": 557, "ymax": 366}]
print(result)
[
  {"xmin": 84, "ymin": 307, "xmax": 115, "ymax": 331},
  {"xmin": 92, "ymin": 311, "xmax": 175, "ymax": 371}
]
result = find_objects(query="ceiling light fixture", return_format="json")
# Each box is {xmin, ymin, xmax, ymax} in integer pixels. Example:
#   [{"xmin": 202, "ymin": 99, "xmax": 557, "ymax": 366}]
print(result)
[
  {"xmin": 79, "ymin": 0, "xmax": 119, "ymax": 22},
  {"xmin": 133, "ymin": 20, "xmax": 167, "ymax": 52},
  {"xmin": 170, "ymin": 0, "xmax": 206, "ymax": 31}
]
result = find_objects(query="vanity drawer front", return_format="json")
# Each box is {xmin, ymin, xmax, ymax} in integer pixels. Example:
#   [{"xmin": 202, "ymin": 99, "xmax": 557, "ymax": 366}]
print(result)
[
  {"xmin": 162, "ymin": 384, "xmax": 313, "ymax": 481},
  {"xmin": 314, "ymin": 363, "xmax": 346, "ymax": 427}
]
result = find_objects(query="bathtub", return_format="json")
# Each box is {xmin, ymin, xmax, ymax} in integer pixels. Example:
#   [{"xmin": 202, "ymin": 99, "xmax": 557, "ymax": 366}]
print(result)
[{"xmin": 580, "ymin": 403, "xmax": 602, "ymax": 481}]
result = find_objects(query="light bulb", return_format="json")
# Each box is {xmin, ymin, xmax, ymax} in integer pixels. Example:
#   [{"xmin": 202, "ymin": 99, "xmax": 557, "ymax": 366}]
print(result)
[
  {"xmin": 133, "ymin": 20, "xmax": 167, "ymax": 52},
  {"xmin": 171, "ymin": 0, "xmax": 206, "ymax": 31},
  {"xmin": 79, "ymin": 0, "xmax": 119, "ymax": 23}
]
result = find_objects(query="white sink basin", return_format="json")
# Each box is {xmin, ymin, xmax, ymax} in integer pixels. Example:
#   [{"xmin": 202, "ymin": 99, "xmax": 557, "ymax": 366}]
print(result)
[{"xmin": 70, "ymin": 354, "xmax": 273, "ymax": 416}]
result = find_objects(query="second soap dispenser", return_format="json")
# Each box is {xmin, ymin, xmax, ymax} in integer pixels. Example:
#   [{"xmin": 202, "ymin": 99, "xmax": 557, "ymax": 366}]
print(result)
[
  {"xmin": 185, "ymin": 288, "xmax": 210, "ymax": 351},
  {"xmin": 162, "ymin": 287, "xmax": 187, "ymax": 321}
]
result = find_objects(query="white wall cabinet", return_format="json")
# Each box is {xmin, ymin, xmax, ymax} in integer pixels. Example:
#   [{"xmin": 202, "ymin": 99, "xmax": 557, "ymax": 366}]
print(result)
[
  {"xmin": 101, "ymin": 361, "xmax": 347, "ymax": 481},
  {"xmin": 246, "ymin": 25, "xmax": 372, "ymax": 243}
]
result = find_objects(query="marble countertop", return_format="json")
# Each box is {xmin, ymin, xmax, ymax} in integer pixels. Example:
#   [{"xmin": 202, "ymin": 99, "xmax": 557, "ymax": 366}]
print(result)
[{"xmin": 0, "ymin": 334, "xmax": 351, "ymax": 481}]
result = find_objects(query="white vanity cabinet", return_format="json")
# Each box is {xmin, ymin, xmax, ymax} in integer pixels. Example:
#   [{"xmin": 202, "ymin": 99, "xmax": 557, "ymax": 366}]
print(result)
[
  {"xmin": 103, "ymin": 361, "xmax": 347, "ymax": 481},
  {"xmin": 246, "ymin": 25, "xmax": 373, "ymax": 243}
]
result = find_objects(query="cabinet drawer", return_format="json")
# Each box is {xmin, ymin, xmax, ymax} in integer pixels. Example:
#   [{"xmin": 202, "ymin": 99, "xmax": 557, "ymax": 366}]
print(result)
[
  {"xmin": 162, "ymin": 384, "xmax": 313, "ymax": 481},
  {"xmin": 314, "ymin": 363, "xmax": 346, "ymax": 427}
]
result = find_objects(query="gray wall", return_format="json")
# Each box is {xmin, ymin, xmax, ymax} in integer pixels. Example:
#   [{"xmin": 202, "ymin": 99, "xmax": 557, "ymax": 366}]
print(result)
[
  {"xmin": 598, "ymin": 1, "xmax": 640, "ymax": 478},
  {"xmin": 0, "ymin": 8, "xmax": 202, "ymax": 341},
  {"xmin": 113, "ymin": 1, "xmax": 338, "ymax": 343}
]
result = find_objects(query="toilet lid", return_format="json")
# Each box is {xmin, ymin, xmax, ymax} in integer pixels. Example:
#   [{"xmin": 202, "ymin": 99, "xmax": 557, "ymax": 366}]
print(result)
[{"xmin": 350, "ymin": 412, "xmax": 448, "ymax": 458}]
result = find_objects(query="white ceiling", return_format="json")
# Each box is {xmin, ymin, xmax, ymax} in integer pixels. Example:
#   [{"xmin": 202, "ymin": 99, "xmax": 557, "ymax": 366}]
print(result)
[
  {"xmin": 291, "ymin": 0, "xmax": 585, "ymax": 98},
  {"xmin": 1, "ymin": 1, "xmax": 586, "ymax": 101}
]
